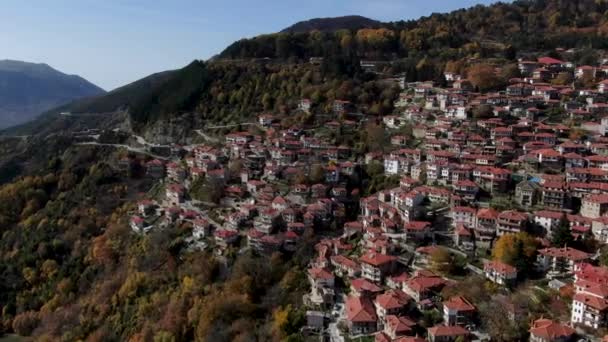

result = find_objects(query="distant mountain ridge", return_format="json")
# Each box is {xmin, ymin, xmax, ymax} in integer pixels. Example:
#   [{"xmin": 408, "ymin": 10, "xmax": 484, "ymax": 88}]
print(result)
[
  {"xmin": 281, "ymin": 15, "xmax": 382, "ymax": 33},
  {"xmin": 0, "ymin": 60, "xmax": 105, "ymax": 128},
  {"xmin": 13, "ymin": 0, "xmax": 608, "ymax": 138}
]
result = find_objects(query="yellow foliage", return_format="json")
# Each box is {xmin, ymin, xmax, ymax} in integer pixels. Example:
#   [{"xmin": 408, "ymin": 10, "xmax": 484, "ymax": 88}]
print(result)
[
  {"xmin": 356, "ymin": 28, "xmax": 394, "ymax": 44},
  {"xmin": 117, "ymin": 272, "xmax": 147, "ymax": 301},
  {"xmin": 467, "ymin": 63, "xmax": 501, "ymax": 92},
  {"xmin": 22, "ymin": 267, "xmax": 37, "ymax": 285},
  {"xmin": 41, "ymin": 259, "xmax": 59, "ymax": 279},
  {"xmin": 492, "ymin": 232, "xmax": 538, "ymax": 265},
  {"xmin": 272, "ymin": 305, "xmax": 291, "ymax": 338},
  {"xmin": 182, "ymin": 276, "xmax": 196, "ymax": 294},
  {"xmin": 39, "ymin": 294, "xmax": 60, "ymax": 315}
]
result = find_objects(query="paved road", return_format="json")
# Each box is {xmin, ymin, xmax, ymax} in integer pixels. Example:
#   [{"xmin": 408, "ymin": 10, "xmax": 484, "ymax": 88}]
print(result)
[
  {"xmin": 206, "ymin": 122, "xmax": 257, "ymax": 129},
  {"xmin": 328, "ymin": 294, "xmax": 345, "ymax": 342},
  {"xmin": 76, "ymin": 141, "xmax": 170, "ymax": 160},
  {"xmin": 194, "ymin": 129, "xmax": 220, "ymax": 143}
]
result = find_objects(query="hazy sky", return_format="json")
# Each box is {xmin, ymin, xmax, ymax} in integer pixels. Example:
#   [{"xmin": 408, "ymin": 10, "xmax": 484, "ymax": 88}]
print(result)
[{"xmin": 1, "ymin": 0, "xmax": 503, "ymax": 90}]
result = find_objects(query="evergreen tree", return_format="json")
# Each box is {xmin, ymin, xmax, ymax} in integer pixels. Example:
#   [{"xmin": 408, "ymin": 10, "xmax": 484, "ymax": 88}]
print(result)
[{"xmin": 552, "ymin": 214, "xmax": 573, "ymax": 247}]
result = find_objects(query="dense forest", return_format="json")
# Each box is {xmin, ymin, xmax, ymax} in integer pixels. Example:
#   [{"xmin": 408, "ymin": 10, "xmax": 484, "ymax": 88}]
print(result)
[
  {"xmin": 221, "ymin": 0, "xmax": 608, "ymax": 60},
  {"xmin": 119, "ymin": 59, "xmax": 400, "ymax": 131}
]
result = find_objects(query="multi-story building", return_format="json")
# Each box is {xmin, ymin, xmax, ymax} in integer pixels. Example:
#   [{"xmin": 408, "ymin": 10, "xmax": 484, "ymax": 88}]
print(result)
[
  {"xmin": 541, "ymin": 181, "xmax": 567, "ymax": 209},
  {"xmin": 571, "ymin": 264, "xmax": 608, "ymax": 329},
  {"xmin": 359, "ymin": 252, "xmax": 397, "ymax": 283},
  {"xmin": 443, "ymin": 296, "xmax": 476, "ymax": 326},
  {"xmin": 484, "ymin": 260, "xmax": 517, "ymax": 286},
  {"xmin": 496, "ymin": 210, "xmax": 528, "ymax": 236},
  {"xmin": 515, "ymin": 180, "xmax": 540, "ymax": 207},
  {"xmin": 475, "ymin": 208, "xmax": 499, "ymax": 244},
  {"xmin": 581, "ymin": 194, "xmax": 608, "ymax": 219}
]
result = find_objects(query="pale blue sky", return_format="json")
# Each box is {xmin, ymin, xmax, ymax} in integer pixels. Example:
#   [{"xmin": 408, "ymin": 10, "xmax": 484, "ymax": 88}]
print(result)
[{"xmin": 1, "ymin": 0, "xmax": 504, "ymax": 90}]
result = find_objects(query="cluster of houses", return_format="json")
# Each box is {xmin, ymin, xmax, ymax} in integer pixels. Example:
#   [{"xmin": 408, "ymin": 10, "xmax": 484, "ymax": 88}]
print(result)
[{"xmin": 116, "ymin": 54, "xmax": 608, "ymax": 340}]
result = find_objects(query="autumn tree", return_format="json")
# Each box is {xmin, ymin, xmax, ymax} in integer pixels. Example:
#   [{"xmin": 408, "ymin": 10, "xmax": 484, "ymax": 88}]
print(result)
[
  {"xmin": 12, "ymin": 311, "xmax": 40, "ymax": 336},
  {"xmin": 445, "ymin": 60, "xmax": 466, "ymax": 75},
  {"xmin": 492, "ymin": 232, "xmax": 539, "ymax": 275},
  {"xmin": 472, "ymin": 104, "xmax": 493, "ymax": 119},
  {"xmin": 430, "ymin": 247, "xmax": 454, "ymax": 275},
  {"xmin": 552, "ymin": 71, "xmax": 573, "ymax": 85},
  {"xmin": 500, "ymin": 64, "xmax": 521, "ymax": 80},
  {"xmin": 479, "ymin": 299, "xmax": 528, "ymax": 341},
  {"xmin": 364, "ymin": 122, "xmax": 387, "ymax": 152},
  {"xmin": 309, "ymin": 164, "xmax": 325, "ymax": 184},
  {"xmin": 467, "ymin": 64, "xmax": 503, "ymax": 92}
]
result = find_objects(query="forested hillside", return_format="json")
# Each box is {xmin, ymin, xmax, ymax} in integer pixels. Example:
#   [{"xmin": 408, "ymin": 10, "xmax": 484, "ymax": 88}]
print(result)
[
  {"xmin": 0, "ymin": 144, "xmax": 313, "ymax": 341},
  {"xmin": 12, "ymin": 0, "xmax": 608, "ymax": 138},
  {"xmin": 221, "ymin": 0, "xmax": 608, "ymax": 60}
]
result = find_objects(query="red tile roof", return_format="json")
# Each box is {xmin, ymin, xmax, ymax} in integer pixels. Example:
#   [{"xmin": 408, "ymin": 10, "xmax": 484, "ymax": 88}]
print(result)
[
  {"xmin": 385, "ymin": 315, "xmax": 416, "ymax": 335},
  {"xmin": 477, "ymin": 208, "xmax": 498, "ymax": 220},
  {"xmin": 405, "ymin": 276, "xmax": 446, "ymax": 294},
  {"xmin": 539, "ymin": 247, "xmax": 591, "ymax": 261},
  {"xmin": 375, "ymin": 290, "xmax": 411, "ymax": 310},
  {"xmin": 308, "ymin": 267, "xmax": 334, "ymax": 280},
  {"xmin": 359, "ymin": 252, "xmax": 397, "ymax": 267},
  {"xmin": 529, "ymin": 319, "xmax": 575, "ymax": 341},
  {"xmin": 351, "ymin": 278, "xmax": 382, "ymax": 293},
  {"xmin": 443, "ymin": 296, "xmax": 476, "ymax": 312},
  {"xmin": 427, "ymin": 325, "xmax": 470, "ymax": 337},
  {"xmin": 346, "ymin": 296, "xmax": 377, "ymax": 323},
  {"xmin": 484, "ymin": 260, "xmax": 517, "ymax": 275},
  {"xmin": 573, "ymin": 292, "xmax": 608, "ymax": 311}
]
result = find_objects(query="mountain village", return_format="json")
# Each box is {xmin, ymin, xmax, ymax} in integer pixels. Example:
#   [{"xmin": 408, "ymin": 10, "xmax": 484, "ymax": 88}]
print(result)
[{"xmin": 96, "ymin": 54, "xmax": 608, "ymax": 342}]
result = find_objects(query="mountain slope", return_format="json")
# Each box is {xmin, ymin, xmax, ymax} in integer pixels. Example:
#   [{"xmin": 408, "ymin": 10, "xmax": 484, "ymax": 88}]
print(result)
[
  {"xmin": 13, "ymin": 0, "xmax": 608, "ymax": 140},
  {"xmin": 220, "ymin": 0, "xmax": 608, "ymax": 60},
  {"xmin": 0, "ymin": 60, "xmax": 105, "ymax": 128},
  {"xmin": 281, "ymin": 15, "xmax": 381, "ymax": 33},
  {"xmin": 4, "ymin": 69, "xmax": 176, "ymax": 136}
]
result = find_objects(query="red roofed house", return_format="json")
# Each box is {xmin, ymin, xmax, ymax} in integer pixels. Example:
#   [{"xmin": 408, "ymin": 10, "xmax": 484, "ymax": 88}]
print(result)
[
  {"xmin": 214, "ymin": 229, "xmax": 239, "ymax": 248},
  {"xmin": 392, "ymin": 337, "xmax": 426, "ymax": 342},
  {"xmin": 166, "ymin": 184, "xmax": 185, "ymax": 206},
  {"xmin": 374, "ymin": 290, "xmax": 412, "ymax": 320},
  {"xmin": 443, "ymin": 296, "xmax": 476, "ymax": 326},
  {"xmin": 484, "ymin": 260, "xmax": 517, "ymax": 286},
  {"xmin": 581, "ymin": 194, "xmax": 608, "ymax": 219},
  {"xmin": 146, "ymin": 159, "xmax": 165, "ymax": 178},
  {"xmin": 537, "ymin": 247, "xmax": 591, "ymax": 275},
  {"xmin": 427, "ymin": 325, "xmax": 470, "ymax": 342},
  {"xmin": 346, "ymin": 295, "xmax": 378, "ymax": 335},
  {"xmin": 451, "ymin": 206, "xmax": 476, "ymax": 228},
  {"xmin": 571, "ymin": 264, "xmax": 608, "ymax": 328},
  {"xmin": 307, "ymin": 267, "xmax": 335, "ymax": 307},
  {"xmin": 538, "ymin": 56, "xmax": 564, "ymax": 68},
  {"xmin": 360, "ymin": 251, "xmax": 397, "ymax": 283},
  {"xmin": 454, "ymin": 224, "xmax": 474, "ymax": 250},
  {"xmin": 331, "ymin": 255, "xmax": 361, "ymax": 278},
  {"xmin": 404, "ymin": 221, "xmax": 432, "ymax": 242},
  {"xmin": 403, "ymin": 275, "xmax": 447, "ymax": 303},
  {"xmin": 475, "ymin": 208, "xmax": 498, "ymax": 245},
  {"xmin": 351, "ymin": 278, "xmax": 383, "ymax": 298},
  {"xmin": 130, "ymin": 215, "xmax": 145, "ymax": 232},
  {"xmin": 529, "ymin": 318, "xmax": 575, "ymax": 342},
  {"xmin": 496, "ymin": 210, "xmax": 528, "ymax": 236},
  {"xmin": 137, "ymin": 199, "xmax": 157, "ymax": 217},
  {"xmin": 383, "ymin": 315, "xmax": 416, "ymax": 339},
  {"xmin": 192, "ymin": 218, "xmax": 211, "ymax": 239}
]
